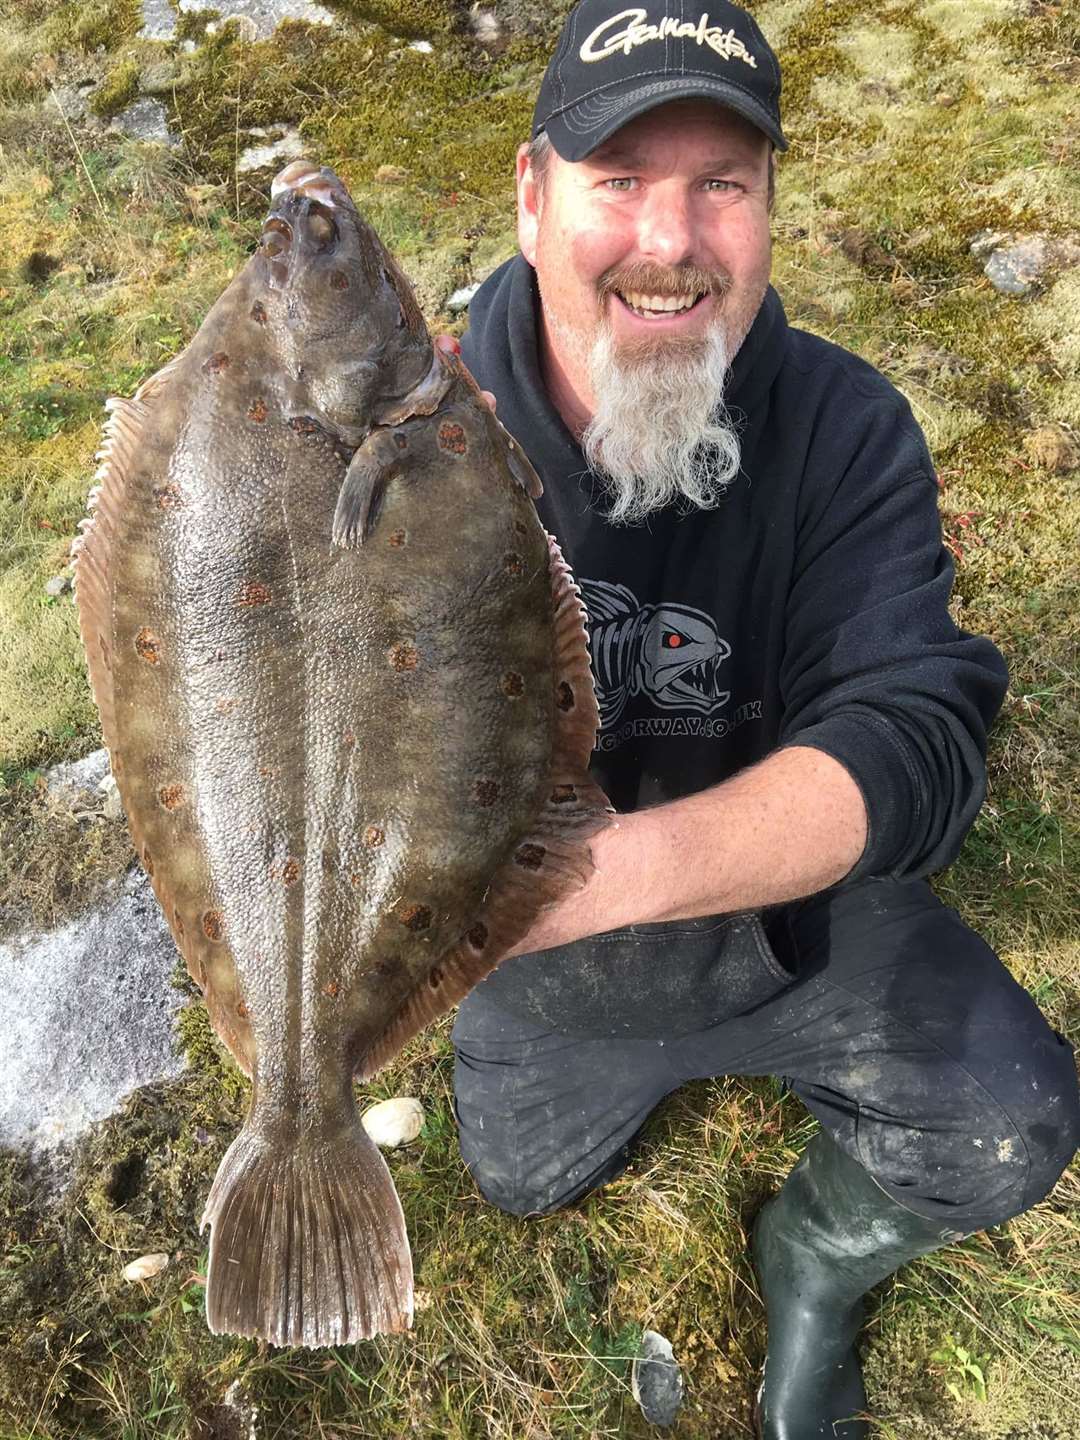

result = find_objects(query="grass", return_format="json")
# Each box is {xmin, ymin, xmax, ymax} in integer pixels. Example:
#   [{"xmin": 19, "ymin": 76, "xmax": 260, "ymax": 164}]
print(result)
[{"xmin": 0, "ymin": 0, "xmax": 1078, "ymax": 1436}]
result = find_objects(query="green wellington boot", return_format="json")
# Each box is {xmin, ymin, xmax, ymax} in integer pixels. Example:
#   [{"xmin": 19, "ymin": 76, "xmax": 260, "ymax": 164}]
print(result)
[{"xmin": 752, "ymin": 1131, "xmax": 966, "ymax": 1439}]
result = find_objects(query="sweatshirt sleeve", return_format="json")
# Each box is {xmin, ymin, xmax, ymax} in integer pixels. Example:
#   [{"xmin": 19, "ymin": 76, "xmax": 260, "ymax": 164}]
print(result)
[{"xmin": 776, "ymin": 377, "xmax": 1009, "ymax": 881}]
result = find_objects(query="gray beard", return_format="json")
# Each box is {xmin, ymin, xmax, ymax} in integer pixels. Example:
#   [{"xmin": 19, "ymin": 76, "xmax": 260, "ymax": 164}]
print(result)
[{"xmin": 581, "ymin": 322, "xmax": 741, "ymax": 525}]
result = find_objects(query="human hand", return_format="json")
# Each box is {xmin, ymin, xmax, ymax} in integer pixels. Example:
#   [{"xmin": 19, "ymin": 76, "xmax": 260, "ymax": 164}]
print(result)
[{"xmin": 434, "ymin": 334, "xmax": 497, "ymax": 413}]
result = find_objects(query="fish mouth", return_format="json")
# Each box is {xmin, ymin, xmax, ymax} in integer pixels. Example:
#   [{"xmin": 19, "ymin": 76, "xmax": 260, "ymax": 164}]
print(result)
[{"xmin": 271, "ymin": 159, "xmax": 352, "ymax": 211}]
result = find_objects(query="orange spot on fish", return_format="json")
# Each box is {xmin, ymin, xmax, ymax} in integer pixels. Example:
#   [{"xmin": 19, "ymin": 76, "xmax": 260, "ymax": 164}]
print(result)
[
  {"xmin": 388, "ymin": 642, "xmax": 419, "ymax": 672},
  {"xmin": 394, "ymin": 433, "xmax": 408, "ymax": 451},
  {"xmin": 467, "ymin": 923, "xmax": 488, "ymax": 950},
  {"xmin": 236, "ymin": 1000, "xmax": 249, "ymax": 1019},
  {"xmin": 556, "ymin": 682, "xmax": 575, "ymax": 711},
  {"xmin": 203, "ymin": 352, "xmax": 230, "ymax": 374},
  {"xmin": 503, "ymin": 552, "xmax": 524, "ymax": 576},
  {"xmin": 251, "ymin": 301, "xmax": 268, "ymax": 324},
  {"xmin": 437, "ymin": 421, "xmax": 468, "ymax": 455},
  {"xmin": 500, "ymin": 672, "xmax": 524, "ymax": 698},
  {"xmin": 474, "ymin": 779, "xmax": 499, "ymax": 806},
  {"xmin": 364, "ymin": 826, "xmax": 385, "ymax": 848},
  {"xmin": 158, "ymin": 783, "xmax": 186, "ymax": 811},
  {"xmin": 388, "ymin": 529, "xmax": 408, "ymax": 547},
  {"xmin": 235, "ymin": 579, "xmax": 272, "ymax": 607},
  {"xmin": 551, "ymin": 785, "xmax": 576, "ymax": 804},
  {"xmin": 258, "ymin": 766, "xmax": 276, "ymax": 779},
  {"xmin": 428, "ymin": 966, "xmax": 443, "ymax": 989},
  {"xmin": 214, "ymin": 696, "xmax": 238, "ymax": 715},
  {"xmin": 329, "ymin": 270, "xmax": 349, "ymax": 291},
  {"xmin": 202, "ymin": 910, "xmax": 225, "ymax": 942},
  {"xmin": 343, "ymin": 730, "xmax": 356, "ymax": 748},
  {"xmin": 289, "ymin": 415, "xmax": 319, "ymax": 436},
  {"xmin": 282, "ymin": 858, "xmax": 300, "ymax": 886},
  {"xmin": 154, "ymin": 482, "xmax": 183, "ymax": 510},
  {"xmin": 322, "ymin": 978, "xmax": 340, "ymax": 998},
  {"xmin": 515, "ymin": 844, "xmax": 546, "ymax": 870},
  {"xmin": 135, "ymin": 628, "xmax": 161, "ymax": 664},
  {"xmin": 397, "ymin": 902, "xmax": 432, "ymax": 932},
  {"xmin": 247, "ymin": 397, "xmax": 268, "ymax": 423}
]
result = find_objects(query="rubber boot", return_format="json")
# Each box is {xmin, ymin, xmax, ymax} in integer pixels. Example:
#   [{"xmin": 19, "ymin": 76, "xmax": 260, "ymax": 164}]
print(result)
[{"xmin": 752, "ymin": 1131, "xmax": 966, "ymax": 1439}]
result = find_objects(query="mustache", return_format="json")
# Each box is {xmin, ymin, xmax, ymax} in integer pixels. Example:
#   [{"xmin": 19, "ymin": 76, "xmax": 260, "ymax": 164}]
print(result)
[{"xmin": 596, "ymin": 260, "xmax": 732, "ymax": 303}]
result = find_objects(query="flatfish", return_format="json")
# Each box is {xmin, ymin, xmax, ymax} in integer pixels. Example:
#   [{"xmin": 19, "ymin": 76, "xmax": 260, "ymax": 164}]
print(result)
[{"xmin": 74, "ymin": 160, "xmax": 607, "ymax": 1347}]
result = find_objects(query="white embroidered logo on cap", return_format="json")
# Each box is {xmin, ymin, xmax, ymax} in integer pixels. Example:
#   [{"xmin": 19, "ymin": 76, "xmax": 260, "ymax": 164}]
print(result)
[{"xmin": 580, "ymin": 8, "xmax": 758, "ymax": 67}]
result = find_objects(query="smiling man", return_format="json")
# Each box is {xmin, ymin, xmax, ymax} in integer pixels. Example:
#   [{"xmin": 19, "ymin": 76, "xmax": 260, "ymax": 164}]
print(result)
[{"xmin": 448, "ymin": 3, "xmax": 1080, "ymax": 1436}]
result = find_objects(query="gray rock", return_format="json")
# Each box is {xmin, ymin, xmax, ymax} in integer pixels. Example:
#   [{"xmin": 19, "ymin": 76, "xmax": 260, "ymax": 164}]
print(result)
[
  {"xmin": 140, "ymin": 0, "xmax": 180, "ymax": 41},
  {"xmin": 140, "ymin": 60, "xmax": 184, "ymax": 96},
  {"xmin": 109, "ymin": 97, "xmax": 179, "ymax": 147},
  {"xmin": 632, "ymin": 1329, "xmax": 684, "ymax": 1427},
  {"xmin": 49, "ymin": 83, "xmax": 94, "ymax": 122},
  {"xmin": 983, "ymin": 235, "xmax": 1052, "ymax": 296},
  {"xmin": 44, "ymin": 747, "xmax": 111, "ymax": 800},
  {"xmin": 175, "ymin": 0, "xmax": 334, "ymax": 41},
  {"xmin": 968, "ymin": 228, "xmax": 1011, "ymax": 261},
  {"xmin": 469, "ymin": 8, "xmax": 502, "ymax": 47},
  {"xmin": 236, "ymin": 125, "xmax": 307, "ymax": 174},
  {"xmin": 0, "ymin": 866, "xmax": 186, "ymax": 1180},
  {"xmin": 44, "ymin": 574, "xmax": 72, "ymax": 598},
  {"xmin": 446, "ymin": 282, "xmax": 482, "ymax": 313}
]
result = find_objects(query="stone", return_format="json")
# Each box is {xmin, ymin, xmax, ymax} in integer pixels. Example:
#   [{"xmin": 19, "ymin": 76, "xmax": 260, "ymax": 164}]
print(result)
[
  {"xmin": 109, "ymin": 97, "xmax": 179, "ymax": 147},
  {"xmin": 1024, "ymin": 425, "xmax": 1079, "ymax": 473},
  {"xmin": 445, "ymin": 282, "xmax": 482, "ymax": 313},
  {"xmin": 973, "ymin": 233, "xmax": 1080, "ymax": 297},
  {"xmin": 139, "ymin": 60, "xmax": 185, "ymax": 97},
  {"xmin": 408, "ymin": 40, "xmax": 434, "ymax": 54},
  {"xmin": 44, "ymin": 747, "xmax": 111, "ymax": 801},
  {"xmin": 983, "ymin": 235, "xmax": 1051, "ymax": 296},
  {"xmin": 469, "ymin": 7, "xmax": 502, "ymax": 47},
  {"xmin": 139, "ymin": 0, "xmax": 179, "ymax": 40},
  {"xmin": 0, "ymin": 865, "xmax": 187, "ymax": 1184},
  {"xmin": 632, "ymin": 1329, "xmax": 684, "ymax": 1427},
  {"xmin": 360, "ymin": 1096, "xmax": 424, "ymax": 1148},
  {"xmin": 236, "ymin": 125, "xmax": 306, "ymax": 175},
  {"xmin": 122, "ymin": 1252, "xmax": 170, "ymax": 1282},
  {"xmin": 174, "ymin": 0, "xmax": 334, "ymax": 41},
  {"xmin": 98, "ymin": 773, "xmax": 125, "ymax": 821},
  {"xmin": 44, "ymin": 574, "xmax": 71, "ymax": 598}
]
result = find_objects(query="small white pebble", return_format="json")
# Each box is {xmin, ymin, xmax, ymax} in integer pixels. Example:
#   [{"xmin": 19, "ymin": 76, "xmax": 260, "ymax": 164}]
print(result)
[
  {"xmin": 122, "ymin": 1252, "xmax": 170, "ymax": 1283},
  {"xmin": 361, "ymin": 1096, "xmax": 424, "ymax": 1148}
]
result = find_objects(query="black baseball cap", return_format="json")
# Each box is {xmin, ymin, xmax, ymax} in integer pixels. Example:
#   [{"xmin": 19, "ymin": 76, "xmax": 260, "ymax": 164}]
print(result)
[{"xmin": 532, "ymin": 1, "xmax": 787, "ymax": 161}]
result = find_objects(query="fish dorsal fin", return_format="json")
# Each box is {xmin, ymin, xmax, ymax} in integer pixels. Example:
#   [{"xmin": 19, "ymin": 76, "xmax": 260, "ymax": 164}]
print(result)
[
  {"xmin": 74, "ymin": 363, "xmax": 257, "ymax": 1077},
  {"xmin": 355, "ymin": 532, "xmax": 611, "ymax": 1081}
]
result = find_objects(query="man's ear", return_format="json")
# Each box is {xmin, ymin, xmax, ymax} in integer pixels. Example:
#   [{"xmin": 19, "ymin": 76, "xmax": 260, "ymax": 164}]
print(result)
[{"xmin": 516, "ymin": 142, "xmax": 540, "ymax": 267}]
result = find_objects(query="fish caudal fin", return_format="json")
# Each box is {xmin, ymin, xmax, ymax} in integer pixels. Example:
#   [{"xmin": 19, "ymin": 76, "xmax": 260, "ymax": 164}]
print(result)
[{"xmin": 201, "ymin": 1120, "xmax": 412, "ymax": 1347}]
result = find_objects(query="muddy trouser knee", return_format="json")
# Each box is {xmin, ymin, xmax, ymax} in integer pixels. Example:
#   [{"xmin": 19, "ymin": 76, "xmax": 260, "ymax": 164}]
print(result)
[{"xmin": 452, "ymin": 879, "xmax": 1080, "ymax": 1230}]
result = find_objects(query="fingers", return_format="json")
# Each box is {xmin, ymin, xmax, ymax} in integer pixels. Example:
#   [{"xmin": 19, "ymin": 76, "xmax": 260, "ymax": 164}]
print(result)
[{"xmin": 433, "ymin": 335, "xmax": 495, "ymax": 410}]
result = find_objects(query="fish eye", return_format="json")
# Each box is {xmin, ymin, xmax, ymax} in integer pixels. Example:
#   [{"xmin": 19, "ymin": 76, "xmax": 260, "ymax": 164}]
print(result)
[
  {"xmin": 259, "ymin": 217, "xmax": 292, "ymax": 257},
  {"xmin": 307, "ymin": 208, "xmax": 337, "ymax": 249}
]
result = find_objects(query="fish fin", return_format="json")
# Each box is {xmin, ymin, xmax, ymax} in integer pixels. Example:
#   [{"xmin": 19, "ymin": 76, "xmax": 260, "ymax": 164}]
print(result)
[
  {"xmin": 499, "ymin": 422, "xmax": 544, "ymax": 499},
  {"xmin": 201, "ymin": 1118, "xmax": 412, "ymax": 1346},
  {"xmin": 356, "ymin": 531, "xmax": 611, "ymax": 1081},
  {"xmin": 75, "ymin": 369, "xmax": 258, "ymax": 1077},
  {"xmin": 331, "ymin": 430, "xmax": 406, "ymax": 548}
]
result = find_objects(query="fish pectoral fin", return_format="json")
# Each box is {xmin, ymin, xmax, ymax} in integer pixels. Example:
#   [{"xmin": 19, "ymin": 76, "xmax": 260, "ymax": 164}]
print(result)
[{"xmin": 332, "ymin": 430, "xmax": 406, "ymax": 548}]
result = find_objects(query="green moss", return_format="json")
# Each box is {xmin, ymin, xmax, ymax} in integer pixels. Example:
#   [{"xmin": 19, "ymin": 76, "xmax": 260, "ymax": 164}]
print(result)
[
  {"xmin": 44, "ymin": 0, "xmax": 141, "ymax": 52},
  {"xmin": 323, "ymin": 0, "xmax": 460, "ymax": 39},
  {"xmin": 88, "ymin": 58, "xmax": 140, "ymax": 119}
]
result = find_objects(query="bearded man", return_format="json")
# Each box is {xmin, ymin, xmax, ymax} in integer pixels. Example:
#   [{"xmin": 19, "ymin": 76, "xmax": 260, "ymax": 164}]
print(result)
[{"xmin": 447, "ymin": 2, "xmax": 1080, "ymax": 1436}]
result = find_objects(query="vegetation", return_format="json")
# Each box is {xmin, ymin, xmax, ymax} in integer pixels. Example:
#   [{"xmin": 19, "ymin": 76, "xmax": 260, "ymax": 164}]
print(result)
[{"xmin": 0, "ymin": 0, "xmax": 1077, "ymax": 1436}]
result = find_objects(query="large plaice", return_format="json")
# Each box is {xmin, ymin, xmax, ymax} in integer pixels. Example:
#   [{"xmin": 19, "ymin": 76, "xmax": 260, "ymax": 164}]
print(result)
[{"xmin": 74, "ymin": 160, "xmax": 609, "ymax": 1347}]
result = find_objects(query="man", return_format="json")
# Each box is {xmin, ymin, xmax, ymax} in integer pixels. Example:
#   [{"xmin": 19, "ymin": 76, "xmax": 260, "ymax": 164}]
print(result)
[{"xmin": 448, "ymin": 2, "xmax": 1080, "ymax": 1435}]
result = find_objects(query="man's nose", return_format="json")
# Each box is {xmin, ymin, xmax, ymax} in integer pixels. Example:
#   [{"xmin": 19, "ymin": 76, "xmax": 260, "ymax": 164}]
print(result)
[{"xmin": 635, "ymin": 186, "xmax": 696, "ymax": 267}]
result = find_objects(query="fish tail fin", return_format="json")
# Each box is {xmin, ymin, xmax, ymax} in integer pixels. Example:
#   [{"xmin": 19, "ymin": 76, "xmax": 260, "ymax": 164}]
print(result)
[{"xmin": 200, "ymin": 1120, "xmax": 413, "ymax": 1347}]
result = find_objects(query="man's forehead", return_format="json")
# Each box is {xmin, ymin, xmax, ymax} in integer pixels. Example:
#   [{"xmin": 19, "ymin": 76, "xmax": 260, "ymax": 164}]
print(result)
[{"xmin": 580, "ymin": 101, "xmax": 770, "ymax": 168}]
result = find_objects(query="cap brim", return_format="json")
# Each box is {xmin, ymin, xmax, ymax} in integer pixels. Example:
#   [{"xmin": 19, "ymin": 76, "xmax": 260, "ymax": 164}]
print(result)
[{"xmin": 543, "ymin": 76, "xmax": 788, "ymax": 161}]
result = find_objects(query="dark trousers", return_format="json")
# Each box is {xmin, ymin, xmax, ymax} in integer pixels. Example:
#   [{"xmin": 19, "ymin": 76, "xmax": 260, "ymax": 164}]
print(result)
[{"xmin": 452, "ymin": 880, "xmax": 1080, "ymax": 1235}]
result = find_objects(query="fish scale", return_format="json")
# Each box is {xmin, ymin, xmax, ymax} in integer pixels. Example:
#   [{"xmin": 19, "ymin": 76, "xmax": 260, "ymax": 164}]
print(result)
[{"xmin": 75, "ymin": 160, "xmax": 609, "ymax": 1346}]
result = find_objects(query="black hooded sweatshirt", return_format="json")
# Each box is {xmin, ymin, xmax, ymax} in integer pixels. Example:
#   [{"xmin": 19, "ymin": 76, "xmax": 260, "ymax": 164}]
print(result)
[{"xmin": 459, "ymin": 255, "xmax": 1009, "ymax": 1037}]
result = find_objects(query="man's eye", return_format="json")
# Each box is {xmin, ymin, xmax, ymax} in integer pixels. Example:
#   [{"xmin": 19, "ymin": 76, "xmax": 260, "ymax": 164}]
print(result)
[
  {"xmin": 605, "ymin": 177, "xmax": 636, "ymax": 192},
  {"xmin": 703, "ymin": 179, "xmax": 738, "ymax": 192}
]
